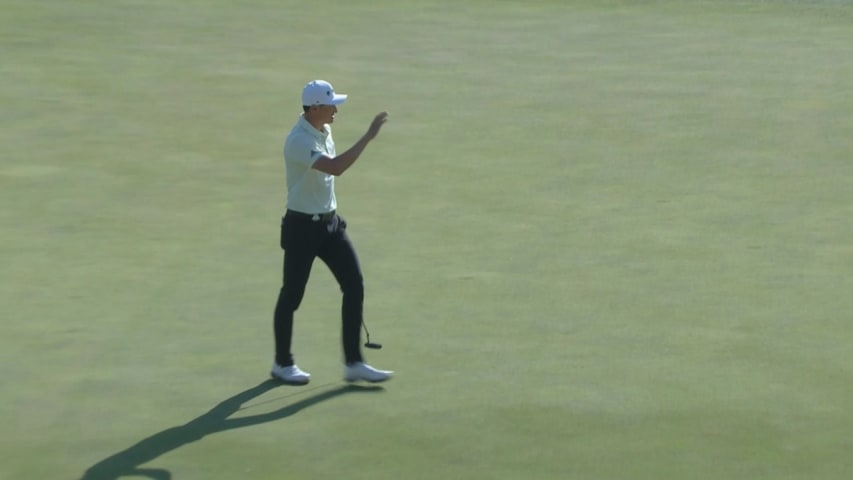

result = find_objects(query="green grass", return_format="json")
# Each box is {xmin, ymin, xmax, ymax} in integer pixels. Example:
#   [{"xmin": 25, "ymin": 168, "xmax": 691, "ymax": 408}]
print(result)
[{"xmin": 1, "ymin": 1, "xmax": 852, "ymax": 479}]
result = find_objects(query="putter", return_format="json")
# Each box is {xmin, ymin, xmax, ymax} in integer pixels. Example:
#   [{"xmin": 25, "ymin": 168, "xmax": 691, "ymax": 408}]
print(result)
[{"xmin": 362, "ymin": 321, "xmax": 383, "ymax": 349}]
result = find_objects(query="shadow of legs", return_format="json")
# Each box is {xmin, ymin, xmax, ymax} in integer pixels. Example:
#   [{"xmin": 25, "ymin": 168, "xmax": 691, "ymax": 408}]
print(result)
[{"xmin": 79, "ymin": 382, "xmax": 384, "ymax": 480}]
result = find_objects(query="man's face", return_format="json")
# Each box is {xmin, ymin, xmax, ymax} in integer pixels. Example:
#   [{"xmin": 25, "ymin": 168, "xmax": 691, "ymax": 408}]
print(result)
[{"xmin": 315, "ymin": 104, "xmax": 338, "ymax": 124}]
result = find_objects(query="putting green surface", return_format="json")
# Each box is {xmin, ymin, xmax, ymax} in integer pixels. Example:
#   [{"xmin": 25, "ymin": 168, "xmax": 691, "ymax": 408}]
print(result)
[{"xmin": 1, "ymin": 1, "xmax": 851, "ymax": 479}]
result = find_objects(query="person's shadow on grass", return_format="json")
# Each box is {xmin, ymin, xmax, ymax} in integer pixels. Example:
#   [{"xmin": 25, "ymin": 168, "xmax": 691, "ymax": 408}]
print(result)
[{"xmin": 79, "ymin": 380, "xmax": 383, "ymax": 480}]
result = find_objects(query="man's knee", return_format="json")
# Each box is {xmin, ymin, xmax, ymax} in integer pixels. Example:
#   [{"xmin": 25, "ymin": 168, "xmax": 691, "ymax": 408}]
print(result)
[
  {"xmin": 278, "ymin": 286, "xmax": 306, "ymax": 312},
  {"xmin": 340, "ymin": 276, "xmax": 364, "ymax": 301}
]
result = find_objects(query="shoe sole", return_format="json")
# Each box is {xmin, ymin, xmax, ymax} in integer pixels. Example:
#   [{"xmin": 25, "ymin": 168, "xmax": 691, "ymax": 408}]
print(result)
[
  {"xmin": 270, "ymin": 372, "xmax": 310, "ymax": 385},
  {"xmin": 344, "ymin": 375, "xmax": 392, "ymax": 383}
]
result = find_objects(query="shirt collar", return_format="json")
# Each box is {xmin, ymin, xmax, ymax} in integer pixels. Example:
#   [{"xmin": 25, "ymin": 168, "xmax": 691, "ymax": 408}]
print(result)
[{"xmin": 297, "ymin": 114, "xmax": 329, "ymax": 140}]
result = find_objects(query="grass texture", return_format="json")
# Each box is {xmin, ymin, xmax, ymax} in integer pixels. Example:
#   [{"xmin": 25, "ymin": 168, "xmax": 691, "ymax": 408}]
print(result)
[{"xmin": 1, "ymin": 1, "xmax": 851, "ymax": 479}]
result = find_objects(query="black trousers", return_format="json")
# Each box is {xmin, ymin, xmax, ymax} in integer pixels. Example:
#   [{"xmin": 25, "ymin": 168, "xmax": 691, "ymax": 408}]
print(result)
[{"xmin": 273, "ymin": 210, "xmax": 365, "ymax": 366}]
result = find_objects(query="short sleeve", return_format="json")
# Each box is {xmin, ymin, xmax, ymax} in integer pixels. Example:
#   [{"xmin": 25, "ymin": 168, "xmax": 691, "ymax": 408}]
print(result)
[{"xmin": 284, "ymin": 133, "xmax": 323, "ymax": 167}]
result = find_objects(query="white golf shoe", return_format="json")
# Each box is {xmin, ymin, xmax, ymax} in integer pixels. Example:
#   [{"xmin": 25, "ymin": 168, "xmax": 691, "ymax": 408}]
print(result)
[
  {"xmin": 344, "ymin": 362, "xmax": 393, "ymax": 383},
  {"xmin": 270, "ymin": 363, "xmax": 311, "ymax": 385}
]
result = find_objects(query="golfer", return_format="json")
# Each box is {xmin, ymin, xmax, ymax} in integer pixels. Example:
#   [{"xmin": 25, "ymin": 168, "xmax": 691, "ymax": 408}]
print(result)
[{"xmin": 270, "ymin": 80, "xmax": 392, "ymax": 384}]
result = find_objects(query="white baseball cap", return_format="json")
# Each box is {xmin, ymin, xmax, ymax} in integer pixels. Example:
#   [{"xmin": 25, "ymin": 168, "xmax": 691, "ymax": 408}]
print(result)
[{"xmin": 302, "ymin": 80, "xmax": 347, "ymax": 106}]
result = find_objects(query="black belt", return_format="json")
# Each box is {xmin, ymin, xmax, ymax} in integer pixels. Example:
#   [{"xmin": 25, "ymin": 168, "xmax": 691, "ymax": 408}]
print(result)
[{"xmin": 286, "ymin": 209, "xmax": 336, "ymax": 222}]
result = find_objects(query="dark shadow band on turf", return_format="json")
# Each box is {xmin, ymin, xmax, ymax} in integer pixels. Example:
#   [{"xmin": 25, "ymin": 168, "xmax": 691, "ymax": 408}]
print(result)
[{"xmin": 79, "ymin": 381, "xmax": 384, "ymax": 480}]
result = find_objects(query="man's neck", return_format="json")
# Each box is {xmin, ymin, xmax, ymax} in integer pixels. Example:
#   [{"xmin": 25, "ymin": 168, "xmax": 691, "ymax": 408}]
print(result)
[{"xmin": 303, "ymin": 113, "xmax": 326, "ymax": 133}]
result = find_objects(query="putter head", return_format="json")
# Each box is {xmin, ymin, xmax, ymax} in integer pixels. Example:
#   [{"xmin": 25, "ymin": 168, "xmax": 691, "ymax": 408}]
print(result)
[{"xmin": 364, "ymin": 342, "xmax": 383, "ymax": 350}]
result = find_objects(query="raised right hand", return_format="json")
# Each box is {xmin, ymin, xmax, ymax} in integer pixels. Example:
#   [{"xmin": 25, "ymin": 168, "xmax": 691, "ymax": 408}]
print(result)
[{"xmin": 366, "ymin": 112, "xmax": 389, "ymax": 140}]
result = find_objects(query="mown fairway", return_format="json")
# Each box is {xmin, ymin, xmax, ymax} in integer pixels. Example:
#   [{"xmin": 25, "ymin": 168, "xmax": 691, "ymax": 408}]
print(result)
[{"xmin": 1, "ymin": 1, "xmax": 851, "ymax": 479}]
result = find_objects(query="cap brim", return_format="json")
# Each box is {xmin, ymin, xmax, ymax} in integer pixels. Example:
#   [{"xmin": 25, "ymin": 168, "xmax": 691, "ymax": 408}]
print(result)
[{"xmin": 329, "ymin": 94, "xmax": 347, "ymax": 105}]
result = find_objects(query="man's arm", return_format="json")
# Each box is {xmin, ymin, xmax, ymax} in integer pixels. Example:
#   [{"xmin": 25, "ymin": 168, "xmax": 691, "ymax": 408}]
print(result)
[{"xmin": 312, "ymin": 112, "xmax": 388, "ymax": 176}]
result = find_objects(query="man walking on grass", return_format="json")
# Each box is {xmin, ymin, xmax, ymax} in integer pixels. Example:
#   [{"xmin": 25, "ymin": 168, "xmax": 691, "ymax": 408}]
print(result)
[{"xmin": 270, "ymin": 80, "xmax": 392, "ymax": 385}]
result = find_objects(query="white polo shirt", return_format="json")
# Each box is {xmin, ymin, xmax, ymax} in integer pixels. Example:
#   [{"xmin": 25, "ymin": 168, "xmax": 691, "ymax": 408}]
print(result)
[{"xmin": 283, "ymin": 114, "xmax": 337, "ymax": 214}]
